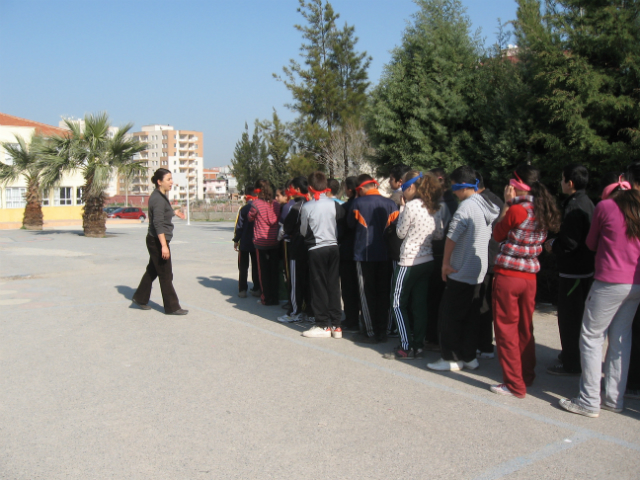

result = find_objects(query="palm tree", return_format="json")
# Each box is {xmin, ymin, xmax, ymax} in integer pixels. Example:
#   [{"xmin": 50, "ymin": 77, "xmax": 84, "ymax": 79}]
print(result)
[
  {"xmin": 0, "ymin": 135, "xmax": 45, "ymax": 230},
  {"xmin": 37, "ymin": 112, "xmax": 148, "ymax": 238}
]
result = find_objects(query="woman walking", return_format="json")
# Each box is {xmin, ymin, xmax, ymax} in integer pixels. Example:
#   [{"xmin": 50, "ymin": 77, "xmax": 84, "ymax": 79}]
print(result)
[
  {"xmin": 132, "ymin": 168, "xmax": 188, "ymax": 315},
  {"xmin": 490, "ymin": 166, "xmax": 560, "ymax": 398},
  {"xmin": 560, "ymin": 163, "xmax": 640, "ymax": 417},
  {"xmin": 385, "ymin": 171, "xmax": 444, "ymax": 360}
]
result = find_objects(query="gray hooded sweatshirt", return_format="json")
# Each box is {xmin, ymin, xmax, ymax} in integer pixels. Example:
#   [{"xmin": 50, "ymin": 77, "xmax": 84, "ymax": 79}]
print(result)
[{"xmin": 446, "ymin": 193, "xmax": 500, "ymax": 285}]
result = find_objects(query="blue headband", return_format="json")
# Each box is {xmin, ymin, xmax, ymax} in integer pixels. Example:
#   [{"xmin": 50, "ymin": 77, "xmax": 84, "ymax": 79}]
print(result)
[
  {"xmin": 401, "ymin": 173, "xmax": 423, "ymax": 192},
  {"xmin": 451, "ymin": 179, "xmax": 479, "ymax": 192}
]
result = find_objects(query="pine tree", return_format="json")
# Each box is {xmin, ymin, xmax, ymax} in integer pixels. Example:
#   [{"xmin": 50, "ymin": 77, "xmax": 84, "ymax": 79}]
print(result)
[
  {"xmin": 276, "ymin": 0, "xmax": 370, "ymax": 177},
  {"xmin": 365, "ymin": 0, "xmax": 481, "ymax": 173},
  {"xmin": 258, "ymin": 110, "xmax": 291, "ymax": 189},
  {"xmin": 230, "ymin": 123, "xmax": 269, "ymax": 192}
]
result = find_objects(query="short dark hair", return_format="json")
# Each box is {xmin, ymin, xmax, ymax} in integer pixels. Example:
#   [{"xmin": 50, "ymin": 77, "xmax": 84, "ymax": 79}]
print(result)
[
  {"xmin": 308, "ymin": 171, "xmax": 328, "ymax": 192},
  {"xmin": 450, "ymin": 165, "xmax": 477, "ymax": 186},
  {"xmin": 291, "ymin": 175, "xmax": 309, "ymax": 194},
  {"xmin": 151, "ymin": 168, "xmax": 171, "ymax": 187},
  {"xmin": 562, "ymin": 164, "xmax": 589, "ymax": 190},
  {"xmin": 328, "ymin": 178, "xmax": 341, "ymax": 196},
  {"xmin": 356, "ymin": 174, "xmax": 374, "ymax": 189},
  {"xmin": 344, "ymin": 176, "xmax": 357, "ymax": 192},
  {"xmin": 245, "ymin": 186, "xmax": 255, "ymax": 196},
  {"xmin": 389, "ymin": 164, "xmax": 411, "ymax": 182},
  {"xmin": 429, "ymin": 167, "xmax": 449, "ymax": 187},
  {"xmin": 476, "ymin": 171, "xmax": 485, "ymax": 190}
]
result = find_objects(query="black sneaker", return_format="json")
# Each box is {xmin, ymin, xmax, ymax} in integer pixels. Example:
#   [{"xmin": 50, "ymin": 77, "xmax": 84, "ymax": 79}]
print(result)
[
  {"xmin": 383, "ymin": 347, "xmax": 415, "ymax": 360},
  {"xmin": 167, "ymin": 308, "xmax": 189, "ymax": 316},
  {"xmin": 547, "ymin": 363, "xmax": 580, "ymax": 376}
]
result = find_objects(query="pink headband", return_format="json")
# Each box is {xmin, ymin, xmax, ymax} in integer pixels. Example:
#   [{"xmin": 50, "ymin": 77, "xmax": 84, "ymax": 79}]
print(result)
[
  {"xmin": 602, "ymin": 178, "xmax": 631, "ymax": 200},
  {"xmin": 509, "ymin": 178, "xmax": 531, "ymax": 192}
]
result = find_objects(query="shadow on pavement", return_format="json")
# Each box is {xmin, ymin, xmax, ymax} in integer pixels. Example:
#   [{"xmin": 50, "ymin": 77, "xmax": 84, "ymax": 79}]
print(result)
[{"xmin": 115, "ymin": 285, "xmax": 164, "ymax": 313}]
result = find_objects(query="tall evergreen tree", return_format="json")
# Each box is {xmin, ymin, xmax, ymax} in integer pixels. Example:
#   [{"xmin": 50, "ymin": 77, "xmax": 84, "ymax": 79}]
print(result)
[
  {"xmin": 514, "ymin": 0, "xmax": 640, "ymax": 185},
  {"xmin": 230, "ymin": 123, "xmax": 270, "ymax": 192},
  {"xmin": 365, "ymin": 0, "xmax": 481, "ymax": 173},
  {"xmin": 276, "ymin": 0, "xmax": 370, "ymax": 177},
  {"xmin": 258, "ymin": 110, "xmax": 291, "ymax": 189}
]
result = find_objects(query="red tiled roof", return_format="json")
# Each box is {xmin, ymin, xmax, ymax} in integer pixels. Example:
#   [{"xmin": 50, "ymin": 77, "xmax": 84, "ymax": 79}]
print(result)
[{"xmin": 0, "ymin": 112, "xmax": 69, "ymax": 137}]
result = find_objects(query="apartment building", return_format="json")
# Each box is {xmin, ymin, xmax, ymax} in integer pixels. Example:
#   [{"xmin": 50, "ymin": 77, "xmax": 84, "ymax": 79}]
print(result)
[{"xmin": 129, "ymin": 125, "xmax": 204, "ymax": 202}]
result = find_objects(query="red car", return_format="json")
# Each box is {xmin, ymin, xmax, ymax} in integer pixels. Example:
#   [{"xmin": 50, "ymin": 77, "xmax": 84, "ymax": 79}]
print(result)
[{"xmin": 108, "ymin": 207, "xmax": 146, "ymax": 221}]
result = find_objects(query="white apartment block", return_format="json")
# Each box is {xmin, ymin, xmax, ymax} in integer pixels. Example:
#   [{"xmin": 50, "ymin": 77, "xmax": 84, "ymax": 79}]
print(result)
[{"xmin": 129, "ymin": 125, "xmax": 204, "ymax": 202}]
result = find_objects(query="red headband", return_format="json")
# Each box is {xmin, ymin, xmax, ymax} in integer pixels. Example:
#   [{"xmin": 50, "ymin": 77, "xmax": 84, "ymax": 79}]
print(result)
[
  {"xmin": 286, "ymin": 186, "xmax": 310, "ymax": 201},
  {"xmin": 356, "ymin": 179, "xmax": 378, "ymax": 192},
  {"xmin": 308, "ymin": 186, "xmax": 331, "ymax": 201},
  {"xmin": 245, "ymin": 195, "xmax": 257, "ymax": 201},
  {"xmin": 253, "ymin": 188, "xmax": 261, "ymax": 194}
]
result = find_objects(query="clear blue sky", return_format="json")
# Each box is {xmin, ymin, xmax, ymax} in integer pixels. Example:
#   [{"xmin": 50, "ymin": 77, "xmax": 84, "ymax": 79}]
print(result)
[{"xmin": 0, "ymin": 0, "xmax": 518, "ymax": 168}]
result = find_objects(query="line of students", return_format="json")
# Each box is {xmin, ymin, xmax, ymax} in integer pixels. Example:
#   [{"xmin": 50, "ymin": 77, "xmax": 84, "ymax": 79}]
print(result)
[{"xmin": 233, "ymin": 162, "xmax": 640, "ymax": 417}]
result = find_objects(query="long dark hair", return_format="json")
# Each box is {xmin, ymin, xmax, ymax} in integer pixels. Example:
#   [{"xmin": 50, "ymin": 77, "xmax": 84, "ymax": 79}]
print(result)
[
  {"xmin": 151, "ymin": 168, "xmax": 171, "ymax": 188},
  {"xmin": 612, "ymin": 163, "xmax": 640, "ymax": 241},
  {"xmin": 514, "ymin": 165, "xmax": 561, "ymax": 233},
  {"xmin": 254, "ymin": 179, "xmax": 273, "ymax": 202}
]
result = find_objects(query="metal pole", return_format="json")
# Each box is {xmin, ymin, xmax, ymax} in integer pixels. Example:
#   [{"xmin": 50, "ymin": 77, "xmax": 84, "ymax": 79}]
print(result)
[{"xmin": 187, "ymin": 184, "xmax": 191, "ymax": 226}]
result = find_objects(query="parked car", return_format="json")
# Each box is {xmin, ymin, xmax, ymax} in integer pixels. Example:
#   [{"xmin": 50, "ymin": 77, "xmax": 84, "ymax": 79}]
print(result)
[
  {"xmin": 108, "ymin": 207, "xmax": 146, "ymax": 221},
  {"xmin": 103, "ymin": 206, "xmax": 120, "ymax": 215}
]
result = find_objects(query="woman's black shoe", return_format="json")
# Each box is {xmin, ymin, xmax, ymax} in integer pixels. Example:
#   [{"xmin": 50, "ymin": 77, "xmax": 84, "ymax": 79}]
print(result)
[
  {"xmin": 132, "ymin": 299, "xmax": 152, "ymax": 310},
  {"xmin": 167, "ymin": 309, "xmax": 189, "ymax": 315}
]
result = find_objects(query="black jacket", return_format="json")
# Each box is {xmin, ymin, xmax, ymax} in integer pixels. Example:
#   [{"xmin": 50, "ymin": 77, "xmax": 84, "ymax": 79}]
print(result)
[
  {"xmin": 338, "ymin": 197, "xmax": 356, "ymax": 261},
  {"xmin": 552, "ymin": 190, "xmax": 595, "ymax": 275},
  {"xmin": 233, "ymin": 202, "xmax": 255, "ymax": 252},
  {"xmin": 283, "ymin": 197, "xmax": 308, "ymax": 260}
]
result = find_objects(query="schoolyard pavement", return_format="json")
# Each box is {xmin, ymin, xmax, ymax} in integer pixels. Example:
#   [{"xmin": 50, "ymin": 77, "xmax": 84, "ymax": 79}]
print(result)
[{"xmin": 1, "ymin": 221, "xmax": 639, "ymax": 479}]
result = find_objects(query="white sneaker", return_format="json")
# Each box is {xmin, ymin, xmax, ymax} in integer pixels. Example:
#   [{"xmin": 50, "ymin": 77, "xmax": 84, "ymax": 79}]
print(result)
[
  {"xmin": 331, "ymin": 327, "xmax": 342, "ymax": 339},
  {"xmin": 277, "ymin": 314, "xmax": 300, "ymax": 323},
  {"xmin": 463, "ymin": 358, "xmax": 480, "ymax": 370},
  {"xmin": 426, "ymin": 358, "xmax": 463, "ymax": 371},
  {"xmin": 302, "ymin": 326, "xmax": 331, "ymax": 338}
]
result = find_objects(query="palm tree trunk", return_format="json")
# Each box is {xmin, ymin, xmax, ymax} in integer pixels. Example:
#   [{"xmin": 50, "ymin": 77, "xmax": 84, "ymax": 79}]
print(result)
[
  {"xmin": 82, "ymin": 181, "xmax": 106, "ymax": 237},
  {"xmin": 23, "ymin": 179, "xmax": 43, "ymax": 230}
]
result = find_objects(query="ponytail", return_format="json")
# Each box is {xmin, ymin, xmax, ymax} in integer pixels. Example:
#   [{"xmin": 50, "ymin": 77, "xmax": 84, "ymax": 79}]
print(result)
[
  {"xmin": 612, "ymin": 162, "xmax": 640, "ymax": 241},
  {"xmin": 513, "ymin": 165, "xmax": 561, "ymax": 233}
]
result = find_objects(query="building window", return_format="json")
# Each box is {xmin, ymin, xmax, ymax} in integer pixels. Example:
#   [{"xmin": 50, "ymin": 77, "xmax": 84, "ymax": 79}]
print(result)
[
  {"xmin": 3, "ymin": 143, "xmax": 19, "ymax": 165},
  {"xmin": 6, "ymin": 187, "xmax": 26, "ymax": 208},
  {"xmin": 76, "ymin": 187, "xmax": 84, "ymax": 205},
  {"xmin": 55, "ymin": 187, "xmax": 73, "ymax": 206},
  {"xmin": 41, "ymin": 190, "xmax": 50, "ymax": 206}
]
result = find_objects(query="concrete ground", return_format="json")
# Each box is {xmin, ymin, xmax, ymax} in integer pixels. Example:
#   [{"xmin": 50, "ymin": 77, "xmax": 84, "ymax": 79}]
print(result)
[{"xmin": 0, "ymin": 221, "xmax": 639, "ymax": 480}]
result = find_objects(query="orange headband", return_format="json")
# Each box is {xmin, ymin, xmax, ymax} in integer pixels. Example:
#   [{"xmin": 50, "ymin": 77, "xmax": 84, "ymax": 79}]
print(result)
[
  {"xmin": 308, "ymin": 187, "xmax": 331, "ymax": 201},
  {"xmin": 356, "ymin": 179, "xmax": 378, "ymax": 192}
]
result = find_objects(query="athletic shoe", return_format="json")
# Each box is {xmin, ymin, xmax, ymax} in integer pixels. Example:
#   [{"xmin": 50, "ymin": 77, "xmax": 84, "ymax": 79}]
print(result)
[
  {"xmin": 388, "ymin": 329, "xmax": 399, "ymax": 338},
  {"xmin": 414, "ymin": 348, "xmax": 424, "ymax": 360},
  {"xmin": 289, "ymin": 314, "xmax": 303, "ymax": 323},
  {"xmin": 423, "ymin": 341, "xmax": 441, "ymax": 352},
  {"xmin": 463, "ymin": 358, "xmax": 480, "ymax": 370},
  {"xmin": 277, "ymin": 314, "xmax": 300, "ymax": 323},
  {"xmin": 559, "ymin": 398, "xmax": 599, "ymax": 418},
  {"xmin": 426, "ymin": 358, "xmax": 463, "ymax": 371},
  {"xmin": 331, "ymin": 327, "xmax": 342, "ymax": 339},
  {"xmin": 302, "ymin": 326, "xmax": 331, "ymax": 338},
  {"xmin": 383, "ymin": 347, "xmax": 414, "ymax": 360},
  {"xmin": 600, "ymin": 403, "xmax": 623, "ymax": 413},
  {"xmin": 281, "ymin": 302, "xmax": 292, "ymax": 310},
  {"xmin": 238, "ymin": 290, "xmax": 247, "ymax": 298},
  {"xmin": 307, "ymin": 316, "xmax": 316, "ymax": 324},
  {"xmin": 547, "ymin": 363, "xmax": 581, "ymax": 376},
  {"xmin": 476, "ymin": 349, "xmax": 495, "ymax": 359},
  {"xmin": 625, "ymin": 389, "xmax": 640, "ymax": 400},
  {"xmin": 250, "ymin": 289, "xmax": 261, "ymax": 297},
  {"xmin": 490, "ymin": 384, "xmax": 516, "ymax": 397},
  {"xmin": 166, "ymin": 309, "xmax": 189, "ymax": 316}
]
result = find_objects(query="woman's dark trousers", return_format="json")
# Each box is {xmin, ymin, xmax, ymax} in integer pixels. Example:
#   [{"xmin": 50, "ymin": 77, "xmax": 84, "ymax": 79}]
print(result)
[
  {"xmin": 133, "ymin": 235, "xmax": 182, "ymax": 313},
  {"xmin": 256, "ymin": 247, "xmax": 280, "ymax": 305}
]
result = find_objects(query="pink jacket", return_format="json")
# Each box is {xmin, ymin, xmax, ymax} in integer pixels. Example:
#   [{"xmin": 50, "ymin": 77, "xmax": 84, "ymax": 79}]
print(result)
[{"xmin": 586, "ymin": 199, "xmax": 640, "ymax": 285}]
